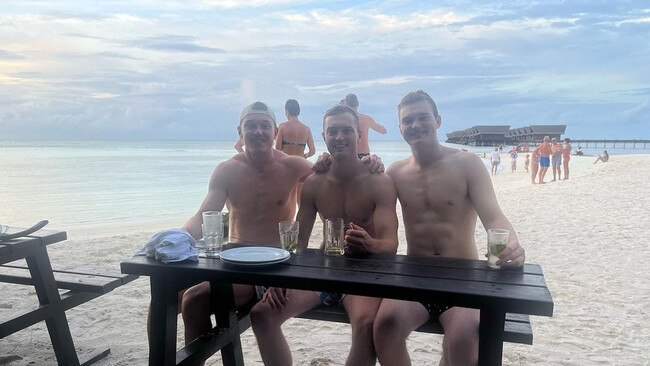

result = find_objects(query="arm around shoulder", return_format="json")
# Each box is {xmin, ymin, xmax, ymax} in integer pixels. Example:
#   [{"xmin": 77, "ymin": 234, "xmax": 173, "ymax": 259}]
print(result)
[{"xmin": 296, "ymin": 177, "xmax": 319, "ymax": 249}]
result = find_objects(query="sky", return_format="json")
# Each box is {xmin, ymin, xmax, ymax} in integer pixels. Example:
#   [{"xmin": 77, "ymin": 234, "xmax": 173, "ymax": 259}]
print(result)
[{"xmin": 1, "ymin": 0, "xmax": 649, "ymax": 141}]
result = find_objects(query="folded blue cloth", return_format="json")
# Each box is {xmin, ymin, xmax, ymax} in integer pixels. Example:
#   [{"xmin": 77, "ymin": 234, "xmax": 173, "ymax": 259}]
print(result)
[{"xmin": 136, "ymin": 228, "xmax": 198, "ymax": 263}]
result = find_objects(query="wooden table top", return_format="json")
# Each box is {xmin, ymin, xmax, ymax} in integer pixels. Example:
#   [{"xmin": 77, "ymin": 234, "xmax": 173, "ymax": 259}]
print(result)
[{"xmin": 122, "ymin": 248, "xmax": 553, "ymax": 317}]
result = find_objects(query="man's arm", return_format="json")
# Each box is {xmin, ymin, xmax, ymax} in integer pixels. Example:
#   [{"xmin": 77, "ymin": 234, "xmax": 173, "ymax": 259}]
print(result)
[
  {"xmin": 296, "ymin": 179, "xmax": 319, "ymax": 249},
  {"xmin": 366, "ymin": 115, "xmax": 387, "ymax": 134},
  {"xmin": 182, "ymin": 163, "xmax": 228, "ymax": 239},
  {"xmin": 465, "ymin": 154, "xmax": 525, "ymax": 267},
  {"xmin": 345, "ymin": 175, "xmax": 398, "ymax": 254}
]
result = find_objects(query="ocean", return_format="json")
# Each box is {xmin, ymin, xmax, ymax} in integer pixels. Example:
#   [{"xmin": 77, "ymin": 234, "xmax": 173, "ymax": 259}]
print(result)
[{"xmin": 1, "ymin": 140, "xmax": 647, "ymax": 233}]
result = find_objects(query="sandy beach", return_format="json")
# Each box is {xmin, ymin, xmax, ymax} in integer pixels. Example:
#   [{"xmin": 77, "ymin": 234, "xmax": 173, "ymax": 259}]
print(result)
[{"xmin": 1, "ymin": 154, "xmax": 649, "ymax": 365}]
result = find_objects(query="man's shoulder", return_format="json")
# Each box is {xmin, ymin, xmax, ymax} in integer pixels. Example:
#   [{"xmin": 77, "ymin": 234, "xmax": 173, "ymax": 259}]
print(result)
[
  {"xmin": 387, "ymin": 157, "xmax": 411, "ymax": 175},
  {"xmin": 276, "ymin": 150, "xmax": 308, "ymax": 165},
  {"xmin": 444, "ymin": 148, "xmax": 484, "ymax": 173}
]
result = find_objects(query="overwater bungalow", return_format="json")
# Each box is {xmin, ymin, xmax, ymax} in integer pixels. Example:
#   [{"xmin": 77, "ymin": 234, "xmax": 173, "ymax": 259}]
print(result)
[{"xmin": 446, "ymin": 124, "xmax": 567, "ymax": 146}]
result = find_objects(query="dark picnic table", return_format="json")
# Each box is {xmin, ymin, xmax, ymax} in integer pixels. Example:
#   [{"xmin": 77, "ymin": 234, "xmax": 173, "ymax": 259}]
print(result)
[
  {"xmin": 0, "ymin": 227, "xmax": 137, "ymax": 365},
  {"xmin": 121, "ymin": 247, "xmax": 553, "ymax": 366}
]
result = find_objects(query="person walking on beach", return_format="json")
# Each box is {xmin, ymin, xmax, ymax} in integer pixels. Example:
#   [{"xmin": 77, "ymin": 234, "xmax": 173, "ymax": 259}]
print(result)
[
  {"xmin": 594, "ymin": 150, "xmax": 609, "ymax": 163},
  {"xmin": 373, "ymin": 90, "xmax": 525, "ymax": 366},
  {"xmin": 551, "ymin": 137, "xmax": 562, "ymax": 181},
  {"xmin": 490, "ymin": 147, "xmax": 501, "ymax": 175},
  {"xmin": 524, "ymin": 153, "xmax": 530, "ymax": 172},
  {"xmin": 251, "ymin": 104, "xmax": 398, "ymax": 366},
  {"xmin": 562, "ymin": 138, "xmax": 572, "ymax": 179},
  {"xmin": 510, "ymin": 147, "xmax": 518, "ymax": 173},
  {"xmin": 274, "ymin": 99, "xmax": 316, "ymax": 159},
  {"xmin": 342, "ymin": 93, "xmax": 387, "ymax": 158},
  {"xmin": 535, "ymin": 136, "xmax": 552, "ymax": 183}
]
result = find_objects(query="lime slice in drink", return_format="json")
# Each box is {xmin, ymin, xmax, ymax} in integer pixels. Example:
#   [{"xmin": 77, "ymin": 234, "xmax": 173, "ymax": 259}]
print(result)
[{"xmin": 490, "ymin": 243, "xmax": 507, "ymax": 256}]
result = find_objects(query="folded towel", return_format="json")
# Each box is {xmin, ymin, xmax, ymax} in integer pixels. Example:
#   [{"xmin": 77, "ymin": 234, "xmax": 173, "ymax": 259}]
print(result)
[{"xmin": 136, "ymin": 228, "xmax": 198, "ymax": 263}]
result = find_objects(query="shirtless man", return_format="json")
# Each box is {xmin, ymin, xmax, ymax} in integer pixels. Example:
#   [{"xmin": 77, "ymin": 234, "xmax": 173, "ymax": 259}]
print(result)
[
  {"xmin": 250, "ymin": 104, "xmax": 398, "ymax": 366},
  {"xmin": 274, "ymin": 99, "xmax": 316, "ymax": 158},
  {"xmin": 373, "ymin": 90, "xmax": 525, "ymax": 366},
  {"xmin": 176, "ymin": 102, "xmax": 384, "ymax": 354},
  {"xmin": 343, "ymin": 93, "xmax": 387, "ymax": 157},
  {"xmin": 179, "ymin": 101, "xmax": 315, "ymax": 348},
  {"xmin": 536, "ymin": 136, "xmax": 552, "ymax": 184},
  {"xmin": 551, "ymin": 137, "xmax": 562, "ymax": 181}
]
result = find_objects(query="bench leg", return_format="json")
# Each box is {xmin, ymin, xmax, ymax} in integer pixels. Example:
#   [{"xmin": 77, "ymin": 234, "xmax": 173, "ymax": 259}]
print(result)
[
  {"xmin": 210, "ymin": 281, "xmax": 245, "ymax": 366},
  {"xmin": 478, "ymin": 308, "xmax": 506, "ymax": 366},
  {"xmin": 26, "ymin": 247, "xmax": 81, "ymax": 366}
]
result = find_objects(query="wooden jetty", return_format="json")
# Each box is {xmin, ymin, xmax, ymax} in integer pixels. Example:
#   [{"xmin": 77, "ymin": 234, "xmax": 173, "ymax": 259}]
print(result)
[{"xmin": 571, "ymin": 139, "xmax": 649, "ymax": 149}]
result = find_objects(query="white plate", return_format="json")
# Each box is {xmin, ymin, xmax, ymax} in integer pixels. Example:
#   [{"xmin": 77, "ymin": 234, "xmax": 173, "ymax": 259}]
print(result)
[{"xmin": 219, "ymin": 246, "xmax": 290, "ymax": 265}]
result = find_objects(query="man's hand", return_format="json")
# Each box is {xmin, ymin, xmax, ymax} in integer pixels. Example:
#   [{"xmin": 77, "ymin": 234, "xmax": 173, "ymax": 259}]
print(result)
[
  {"xmin": 344, "ymin": 222, "xmax": 377, "ymax": 254},
  {"xmin": 361, "ymin": 154, "xmax": 385, "ymax": 174},
  {"xmin": 261, "ymin": 287, "xmax": 289, "ymax": 309},
  {"xmin": 496, "ymin": 237, "xmax": 525, "ymax": 268},
  {"xmin": 312, "ymin": 152, "xmax": 332, "ymax": 173}
]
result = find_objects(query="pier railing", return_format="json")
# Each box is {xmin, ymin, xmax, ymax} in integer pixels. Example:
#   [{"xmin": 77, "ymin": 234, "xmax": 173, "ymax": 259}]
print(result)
[{"xmin": 569, "ymin": 139, "xmax": 649, "ymax": 149}]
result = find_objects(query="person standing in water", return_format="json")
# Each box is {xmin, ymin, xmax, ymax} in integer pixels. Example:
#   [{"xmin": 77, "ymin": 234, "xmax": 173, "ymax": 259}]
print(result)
[
  {"xmin": 274, "ymin": 99, "xmax": 316, "ymax": 158},
  {"xmin": 342, "ymin": 94, "xmax": 387, "ymax": 158}
]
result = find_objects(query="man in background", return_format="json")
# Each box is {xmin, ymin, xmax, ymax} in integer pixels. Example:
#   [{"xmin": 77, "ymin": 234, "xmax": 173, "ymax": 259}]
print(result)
[
  {"xmin": 342, "ymin": 93, "xmax": 387, "ymax": 158},
  {"xmin": 551, "ymin": 137, "xmax": 562, "ymax": 181},
  {"xmin": 490, "ymin": 147, "xmax": 500, "ymax": 176},
  {"xmin": 535, "ymin": 136, "xmax": 552, "ymax": 183}
]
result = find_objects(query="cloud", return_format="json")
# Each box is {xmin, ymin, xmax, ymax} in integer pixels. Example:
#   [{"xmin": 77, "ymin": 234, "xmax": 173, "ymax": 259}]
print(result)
[
  {"xmin": 0, "ymin": 49, "xmax": 25, "ymax": 59},
  {"xmin": 200, "ymin": 0, "xmax": 310, "ymax": 9},
  {"xmin": 0, "ymin": 1, "xmax": 648, "ymax": 140},
  {"xmin": 127, "ymin": 35, "xmax": 225, "ymax": 53}
]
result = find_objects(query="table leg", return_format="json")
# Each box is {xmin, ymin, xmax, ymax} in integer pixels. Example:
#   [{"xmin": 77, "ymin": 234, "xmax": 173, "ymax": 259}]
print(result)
[
  {"xmin": 478, "ymin": 308, "xmax": 506, "ymax": 366},
  {"xmin": 26, "ymin": 247, "xmax": 81, "ymax": 366},
  {"xmin": 149, "ymin": 276, "xmax": 181, "ymax": 366},
  {"xmin": 210, "ymin": 281, "xmax": 245, "ymax": 366}
]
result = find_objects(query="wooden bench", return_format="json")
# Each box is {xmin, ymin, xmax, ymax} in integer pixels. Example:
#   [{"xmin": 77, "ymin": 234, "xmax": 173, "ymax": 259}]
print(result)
[
  {"xmin": 175, "ymin": 303, "xmax": 532, "ymax": 365},
  {"xmin": 0, "ymin": 264, "xmax": 138, "ymax": 364}
]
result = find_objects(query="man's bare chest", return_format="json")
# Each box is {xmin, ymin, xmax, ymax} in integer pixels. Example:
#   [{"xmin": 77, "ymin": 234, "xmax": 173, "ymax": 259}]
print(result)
[
  {"xmin": 313, "ymin": 182, "xmax": 375, "ymax": 220},
  {"xmin": 395, "ymin": 171, "xmax": 468, "ymax": 212}
]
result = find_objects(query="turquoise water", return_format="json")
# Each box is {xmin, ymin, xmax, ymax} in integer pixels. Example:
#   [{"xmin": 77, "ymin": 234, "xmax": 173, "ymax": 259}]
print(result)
[{"xmin": 1, "ymin": 140, "xmax": 647, "ymax": 231}]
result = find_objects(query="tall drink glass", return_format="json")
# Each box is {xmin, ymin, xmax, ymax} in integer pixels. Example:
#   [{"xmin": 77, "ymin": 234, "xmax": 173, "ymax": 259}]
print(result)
[
  {"xmin": 487, "ymin": 228, "xmax": 509, "ymax": 269},
  {"xmin": 202, "ymin": 211, "xmax": 223, "ymax": 258},
  {"xmin": 279, "ymin": 221, "xmax": 299, "ymax": 253},
  {"xmin": 324, "ymin": 218, "xmax": 345, "ymax": 256}
]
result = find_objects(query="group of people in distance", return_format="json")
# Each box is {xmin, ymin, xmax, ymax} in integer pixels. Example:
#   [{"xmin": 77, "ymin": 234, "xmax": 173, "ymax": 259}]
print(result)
[
  {"xmin": 234, "ymin": 93, "xmax": 387, "ymax": 159},
  {"xmin": 526, "ymin": 136, "xmax": 573, "ymax": 184},
  {"xmin": 154, "ymin": 90, "xmax": 525, "ymax": 366}
]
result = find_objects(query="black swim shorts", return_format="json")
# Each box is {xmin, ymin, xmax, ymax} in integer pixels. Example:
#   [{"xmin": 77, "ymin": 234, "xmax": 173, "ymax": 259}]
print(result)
[
  {"xmin": 320, "ymin": 292, "xmax": 345, "ymax": 306},
  {"xmin": 420, "ymin": 302, "xmax": 452, "ymax": 320}
]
